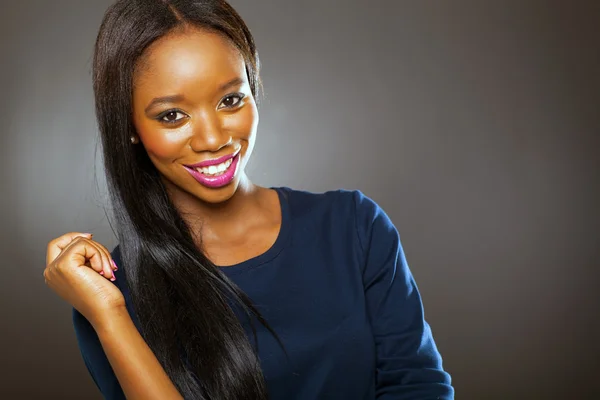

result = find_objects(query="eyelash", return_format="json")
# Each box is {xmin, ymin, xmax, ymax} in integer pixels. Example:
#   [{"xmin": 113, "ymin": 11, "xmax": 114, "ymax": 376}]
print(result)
[
  {"xmin": 218, "ymin": 93, "xmax": 245, "ymax": 110},
  {"xmin": 156, "ymin": 109, "xmax": 187, "ymax": 124},
  {"xmin": 155, "ymin": 93, "xmax": 246, "ymax": 125}
]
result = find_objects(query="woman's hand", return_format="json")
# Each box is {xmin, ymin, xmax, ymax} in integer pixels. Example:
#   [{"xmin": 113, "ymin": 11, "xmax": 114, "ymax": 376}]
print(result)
[{"xmin": 44, "ymin": 232, "xmax": 125, "ymax": 328}]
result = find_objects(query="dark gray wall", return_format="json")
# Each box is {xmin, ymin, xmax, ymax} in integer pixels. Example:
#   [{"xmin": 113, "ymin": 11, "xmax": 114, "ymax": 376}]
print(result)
[{"xmin": 1, "ymin": 1, "xmax": 598, "ymax": 398}]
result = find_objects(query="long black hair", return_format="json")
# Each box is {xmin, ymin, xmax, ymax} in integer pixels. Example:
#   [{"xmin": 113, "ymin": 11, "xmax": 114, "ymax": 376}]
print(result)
[{"xmin": 93, "ymin": 1, "xmax": 275, "ymax": 398}]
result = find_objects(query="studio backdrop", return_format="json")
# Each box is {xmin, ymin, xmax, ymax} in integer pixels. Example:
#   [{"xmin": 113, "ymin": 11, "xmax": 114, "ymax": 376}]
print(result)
[{"xmin": 0, "ymin": 0, "xmax": 598, "ymax": 399}]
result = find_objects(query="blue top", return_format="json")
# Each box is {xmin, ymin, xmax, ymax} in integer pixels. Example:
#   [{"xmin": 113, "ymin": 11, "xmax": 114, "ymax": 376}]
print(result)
[{"xmin": 73, "ymin": 187, "xmax": 454, "ymax": 399}]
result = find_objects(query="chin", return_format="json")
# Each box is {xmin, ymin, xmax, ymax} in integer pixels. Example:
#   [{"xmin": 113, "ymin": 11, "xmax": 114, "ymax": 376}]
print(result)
[
  {"xmin": 192, "ymin": 173, "xmax": 248, "ymax": 205},
  {"xmin": 198, "ymin": 182, "xmax": 240, "ymax": 204},
  {"xmin": 159, "ymin": 172, "xmax": 240, "ymax": 208}
]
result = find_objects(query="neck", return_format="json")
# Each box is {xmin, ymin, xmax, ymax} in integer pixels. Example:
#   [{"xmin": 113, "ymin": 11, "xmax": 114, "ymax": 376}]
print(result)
[{"xmin": 166, "ymin": 173, "xmax": 267, "ymax": 242}]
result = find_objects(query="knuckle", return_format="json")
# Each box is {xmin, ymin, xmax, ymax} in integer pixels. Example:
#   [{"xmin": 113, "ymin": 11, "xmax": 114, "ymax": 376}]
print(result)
[{"xmin": 71, "ymin": 236, "xmax": 87, "ymax": 246}]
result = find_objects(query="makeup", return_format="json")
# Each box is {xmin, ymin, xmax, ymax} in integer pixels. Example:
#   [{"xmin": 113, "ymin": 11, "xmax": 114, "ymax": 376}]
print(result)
[{"xmin": 183, "ymin": 151, "xmax": 240, "ymax": 188}]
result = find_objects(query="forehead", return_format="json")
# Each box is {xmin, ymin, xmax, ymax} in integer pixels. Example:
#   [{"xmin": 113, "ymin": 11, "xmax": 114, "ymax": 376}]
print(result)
[{"xmin": 134, "ymin": 28, "xmax": 246, "ymax": 92}]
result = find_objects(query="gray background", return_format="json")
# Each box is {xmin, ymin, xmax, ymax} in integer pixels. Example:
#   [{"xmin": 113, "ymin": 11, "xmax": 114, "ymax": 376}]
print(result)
[{"xmin": 1, "ymin": 0, "xmax": 599, "ymax": 399}]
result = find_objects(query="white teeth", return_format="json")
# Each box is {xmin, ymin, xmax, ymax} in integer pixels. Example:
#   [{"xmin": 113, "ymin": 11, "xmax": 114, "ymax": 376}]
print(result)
[{"xmin": 195, "ymin": 158, "xmax": 233, "ymax": 176}]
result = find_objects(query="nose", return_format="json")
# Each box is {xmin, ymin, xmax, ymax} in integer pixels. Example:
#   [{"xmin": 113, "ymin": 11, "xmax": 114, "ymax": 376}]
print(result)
[{"xmin": 188, "ymin": 111, "xmax": 232, "ymax": 153}]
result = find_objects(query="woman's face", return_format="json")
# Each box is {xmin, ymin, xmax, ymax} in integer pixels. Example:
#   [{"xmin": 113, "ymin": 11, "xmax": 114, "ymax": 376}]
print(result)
[{"xmin": 132, "ymin": 28, "xmax": 259, "ymax": 205}]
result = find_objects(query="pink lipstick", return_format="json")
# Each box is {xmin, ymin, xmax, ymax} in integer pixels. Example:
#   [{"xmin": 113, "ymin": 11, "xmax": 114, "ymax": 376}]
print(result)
[
  {"xmin": 187, "ymin": 152, "xmax": 237, "ymax": 168},
  {"xmin": 184, "ymin": 151, "xmax": 240, "ymax": 189}
]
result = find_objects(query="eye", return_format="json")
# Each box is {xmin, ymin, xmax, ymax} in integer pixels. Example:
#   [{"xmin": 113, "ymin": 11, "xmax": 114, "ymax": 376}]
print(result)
[
  {"xmin": 218, "ymin": 93, "xmax": 245, "ymax": 109},
  {"xmin": 157, "ymin": 110, "xmax": 187, "ymax": 124}
]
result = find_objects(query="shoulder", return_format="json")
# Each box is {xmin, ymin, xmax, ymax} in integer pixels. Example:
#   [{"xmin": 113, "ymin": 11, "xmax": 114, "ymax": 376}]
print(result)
[
  {"xmin": 276, "ymin": 186, "xmax": 379, "ymax": 217},
  {"xmin": 276, "ymin": 187, "xmax": 383, "ymax": 214},
  {"xmin": 277, "ymin": 186, "xmax": 393, "ymax": 246}
]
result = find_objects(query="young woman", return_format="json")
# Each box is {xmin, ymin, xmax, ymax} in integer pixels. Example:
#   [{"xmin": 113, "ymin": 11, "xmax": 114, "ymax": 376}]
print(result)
[{"xmin": 43, "ymin": 1, "xmax": 454, "ymax": 399}]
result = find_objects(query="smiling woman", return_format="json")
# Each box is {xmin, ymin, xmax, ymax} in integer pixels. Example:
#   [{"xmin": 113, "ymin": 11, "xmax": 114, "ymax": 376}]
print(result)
[
  {"xmin": 132, "ymin": 28, "xmax": 259, "ymax": 202},
  {"xmin": 42, "ymin": 1, "xmax": 454, "ymax": 399}
]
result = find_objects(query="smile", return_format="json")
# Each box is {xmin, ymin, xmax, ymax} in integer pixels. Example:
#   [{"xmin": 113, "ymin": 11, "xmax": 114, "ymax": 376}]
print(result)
[
  {"xmin": 183, "ymin": 151, "xmax": 241, "ymax": 188},
  {"xmin": 193, "ymin": 157, "xmax": 234, "ymax": 176}
]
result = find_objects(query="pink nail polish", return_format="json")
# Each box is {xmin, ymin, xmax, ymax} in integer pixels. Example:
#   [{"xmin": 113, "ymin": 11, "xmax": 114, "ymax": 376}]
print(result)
[
  {"xmin": 111, "ymin": 260, "xmax": 118, "ymax": 271},
  {"xmin": 99, "ymin": 271, "xmax": 104, "ymax": 275},
  {"xmin": 111, "ymin": 272, "xmax": 116, "ymax": 281}
]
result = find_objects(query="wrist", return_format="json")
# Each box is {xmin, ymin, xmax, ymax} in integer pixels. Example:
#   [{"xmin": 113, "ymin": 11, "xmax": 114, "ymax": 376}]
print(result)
[{"xmin": 90, "ymin": 304, "xmax": 131, "ymax": 335}]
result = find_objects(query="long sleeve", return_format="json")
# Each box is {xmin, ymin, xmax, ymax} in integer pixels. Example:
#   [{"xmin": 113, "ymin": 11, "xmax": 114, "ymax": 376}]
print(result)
[
  {"xmin": 353, "ymin": 191, "xmax": 454, "ymax": 399},
  {"xmin": 72, "ymin": 308, "xmax": 126, "ymax": 400}
]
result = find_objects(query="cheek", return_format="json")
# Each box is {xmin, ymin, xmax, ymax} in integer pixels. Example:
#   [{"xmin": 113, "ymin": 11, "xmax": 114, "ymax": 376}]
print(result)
[
  {"xmin": 225, "ymin": 102, "xmax": 259, "ymax": 139},
  {"xmin": 132, "ymin": 103, "xmax": 191, "ymax": 162},
  {"xmin": 138, "ymin": 124, "xmax": 192, "ymax": 161}
]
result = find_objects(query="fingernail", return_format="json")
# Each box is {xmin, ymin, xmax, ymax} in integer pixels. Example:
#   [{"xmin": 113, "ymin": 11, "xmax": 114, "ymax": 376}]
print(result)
[
  {"xmin": 99, "ymin": 271, "xmax": 104, "ymax": 275},
  {"xmin": 111, "ymin": 260, "xmax": 118, "ymax": 271},
  {"xmin": 111, "ymin": 272, "xmax": 116, "ymax": 281}
]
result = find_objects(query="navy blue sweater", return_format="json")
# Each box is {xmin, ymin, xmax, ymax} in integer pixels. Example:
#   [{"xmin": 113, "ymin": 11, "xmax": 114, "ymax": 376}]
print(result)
[{"xmin": 73, "ymin": 187, "xmax": 454, "ymax": 399}]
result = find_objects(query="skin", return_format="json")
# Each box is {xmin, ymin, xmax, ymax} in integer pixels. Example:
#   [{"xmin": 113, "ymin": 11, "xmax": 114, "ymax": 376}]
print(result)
[
  {"xmin": 132, "ymin": 27, "xmax": 280, "ymax": 266},
  {"xmin": 45, "ymin": 233, "xmax": 180, "ymax": 399}
]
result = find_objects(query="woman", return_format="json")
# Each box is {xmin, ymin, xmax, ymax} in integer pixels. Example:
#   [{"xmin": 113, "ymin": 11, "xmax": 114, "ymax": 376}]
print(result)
[{"xmin": 43, "ymin": 0, "xmax": 454, "ymax": 399}]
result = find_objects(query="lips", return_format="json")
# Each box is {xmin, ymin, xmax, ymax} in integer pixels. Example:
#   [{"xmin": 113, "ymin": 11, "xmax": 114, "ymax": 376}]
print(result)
[
  {"xmin": 184, "ymin": 152, "xmax": 241, "ymax": 189},
  {"xmin": 186, "ymin": 149, "xmax": 240, "ymax": 169}
]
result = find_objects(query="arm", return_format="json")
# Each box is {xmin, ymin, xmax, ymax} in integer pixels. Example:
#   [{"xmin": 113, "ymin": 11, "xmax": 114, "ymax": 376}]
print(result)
[
  {"xmin": 93, "ymin": 307, "xmax": 183, "ymax": 400},
  {"xmin": 353, "ymin": 191, "xmax": 454, "ymax": 399},
  {"xmin": 73, "ymin": 307, "xmax": 183, "ymax": 400}
]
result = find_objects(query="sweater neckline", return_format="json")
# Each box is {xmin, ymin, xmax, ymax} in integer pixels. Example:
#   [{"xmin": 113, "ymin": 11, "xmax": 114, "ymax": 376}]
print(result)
[{"xmin": 217, "ymin": 186, "xmax": 291, "ymax": 276}]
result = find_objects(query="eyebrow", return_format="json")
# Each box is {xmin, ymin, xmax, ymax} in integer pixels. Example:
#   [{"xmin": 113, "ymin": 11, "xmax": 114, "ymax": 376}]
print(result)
[
  {"xmin": 144, "ymin": 94, "xmax": 185, "ymax": 114},
  {"xmin": 219, "ymin": 77, "xmax": 244, "ymax": 92},
  {"xmin": 144, "ymin": 77, "xmax": 245, "ymax": 115}
]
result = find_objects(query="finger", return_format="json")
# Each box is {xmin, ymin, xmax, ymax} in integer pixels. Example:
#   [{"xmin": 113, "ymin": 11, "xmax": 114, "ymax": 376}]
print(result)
[
  {"xmin": 86, "ymin": 240, "xmax": 117, "ymax": 281},
  {"xmin": 68, "ymin": 238, "xmax": 115, "ymax": 281},
  {"xmin": 47, "ymin": 232, "xmax": 93, "ymax": 265},
  {"xmin": 60, "ymin": 237, "xmax": 107, "ymax": 277},
  {"xmin": 90, "ymin": 239, "xmax": 117, "ymax": 271}
]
